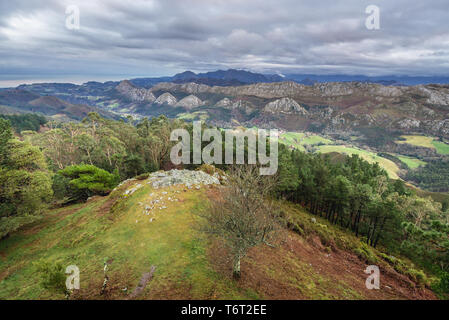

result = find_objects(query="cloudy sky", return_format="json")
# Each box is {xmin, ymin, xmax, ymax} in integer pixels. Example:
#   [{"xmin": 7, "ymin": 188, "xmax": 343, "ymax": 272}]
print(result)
[{"xmin": 1, "ymin": 0, "xmax": 449, "ymax": 86}]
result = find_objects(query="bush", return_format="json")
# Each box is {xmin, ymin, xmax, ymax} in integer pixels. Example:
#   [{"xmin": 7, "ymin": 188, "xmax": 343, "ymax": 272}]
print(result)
[
  {"xmin": 35, "ymin": 260, "xmax": 68, "ymax": 297},
  {"xmin": 433, "ymin": 272, "xmax": 449, "ymax": 297},
  {"xmin": 52, "ymin": 174, "xmax": 71, "ymax": 200},
  {"xmin": 354, "ymin": 243, "xmax": 379, "ymax": 264},
  {"xmin": 57, "ymin": 164, "xmax": 119, "ymax": 201}
]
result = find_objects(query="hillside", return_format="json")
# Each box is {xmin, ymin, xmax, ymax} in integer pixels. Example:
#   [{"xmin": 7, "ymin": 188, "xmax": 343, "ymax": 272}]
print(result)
[
  {"xmin": 0, "ymin": 89, "xmax": 118, "ymax": 121},
  {"xmin": 0, "ymin": 170, "xmax": 436, "ymax": 300}
]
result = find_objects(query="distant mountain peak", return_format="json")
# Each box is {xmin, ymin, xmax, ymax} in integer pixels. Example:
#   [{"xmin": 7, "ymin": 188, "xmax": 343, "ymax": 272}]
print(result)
[{"xmin": 171, "ymin": 69, "xmax": 285, "ymax": 85}]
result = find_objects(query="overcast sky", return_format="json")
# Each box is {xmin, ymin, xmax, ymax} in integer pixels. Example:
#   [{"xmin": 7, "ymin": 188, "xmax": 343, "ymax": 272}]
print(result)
[{"xmin": 1, "ymin": 0, "xmax": 449, "ymax": 86}]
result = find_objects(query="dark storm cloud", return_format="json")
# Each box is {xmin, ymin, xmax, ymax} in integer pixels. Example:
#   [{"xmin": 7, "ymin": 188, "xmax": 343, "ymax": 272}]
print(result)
[{"xmin": 0, "ymin": 0, "xmax": 449, "ymax": 83}]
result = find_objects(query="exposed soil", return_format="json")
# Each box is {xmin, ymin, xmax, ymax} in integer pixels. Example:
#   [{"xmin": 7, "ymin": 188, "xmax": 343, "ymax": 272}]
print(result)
[
  {"xmin": 208, "ymin": 231, "xmax": 436, "ymax": 300},
  {"xmin": 128, "ymin": 266, "xmax": 157, "ymax": 299},
  {"xmin": 204, "ymin": 189, "xmax": 437, "ymax": 300}
]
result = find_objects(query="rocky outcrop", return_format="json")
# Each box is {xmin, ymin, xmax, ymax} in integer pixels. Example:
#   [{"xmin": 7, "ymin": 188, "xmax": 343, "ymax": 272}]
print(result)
[
  {"xmin": 263, "ymin": 98, "xmax": 307, "ymax": 115},
  {"xmin": 215, "ymin": 98, "xmax": 232, "ymax": 108},
  {"xmin": 231, "ymin": 100, "xmax": 256, "ymax": 114},
  {"xmin": 154, "ymin": 92, "xmax": 177, "ymax": 106},
  {"xmin": 147, "ymin": 169, "xmax": 221, "ymax": 189},
  {"xmin": 175, "ymin": 95, "xmax": 203, "ymax": 109},
  {"xmin": 214, "ymin": 97, "xmax": 254, "ymax": 114},
  {"xmin": 397, "ymin": 119, "xmax": 421, "ymax": 129},
  {"xmin": 116, "ymin": 80, "xmax": 156, "ymax": 103},
  {"xmin": 417, "ymin": 85, "xmax": 449, "ymax": 105}
]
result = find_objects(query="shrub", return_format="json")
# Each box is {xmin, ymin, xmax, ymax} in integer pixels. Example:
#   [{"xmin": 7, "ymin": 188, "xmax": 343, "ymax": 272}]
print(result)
[
  {"xmin": 57, "ymin": 164, "xmax": 119, "ymax": 201},
  {"xmin": 35, "ymin": 260, "xmax": 69, "ymax": 297},
  {"xmin": 354, "ymin": 243, "xmax": 379, "ymax": 264},
  {"xmin": 52, "ymin": 174, "xmax": 71, "ymax": 200},
  {"xmin": 432, "ymin": 272, "xmax": 449, "ymax": 298}
]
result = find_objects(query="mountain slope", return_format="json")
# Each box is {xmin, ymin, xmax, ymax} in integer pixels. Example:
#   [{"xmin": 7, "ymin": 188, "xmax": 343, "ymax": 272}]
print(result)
[
  {"xmin": 0, "ymin": 170, "xmax": 436, "ymax": 300},
  {"xmin": 0, "ymin": 89, "xmax": 117, "ymax": 121},
  {"xmin": 146, "ymin": 81, "xmax": 449, "ymax": 137}
]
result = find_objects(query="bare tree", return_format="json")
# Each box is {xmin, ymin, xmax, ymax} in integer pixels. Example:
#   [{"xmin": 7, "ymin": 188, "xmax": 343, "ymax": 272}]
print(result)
[{"xmin": 198, "ymin": 165, "xmax": 283, "ymax": 279}]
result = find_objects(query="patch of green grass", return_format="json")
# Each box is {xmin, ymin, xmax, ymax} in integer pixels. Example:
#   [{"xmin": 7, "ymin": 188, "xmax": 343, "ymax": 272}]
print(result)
[
  {"xmin": 280, "ymin": 132, "xmax": 305, "ymax": 151},
  {"xmin": 178, "ymin": 111, "xmax": 209, "ymax": 121},
  {"xmin": 301, "ymin": 135, "xmax": 332, "ymax": 145},
  {"xmin": 280, "ymin": 132, "xmax": 333, "ymax": 151},
  {"xmin": 432, "ymin": 141, "xmax": 449, "ymax": 155},
  {"xmin": 396, "ymin": 155, "xmax": 426, "ymax": 169}
]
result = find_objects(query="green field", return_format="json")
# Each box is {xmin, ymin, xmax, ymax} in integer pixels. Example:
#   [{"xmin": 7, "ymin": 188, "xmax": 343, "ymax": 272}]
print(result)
[
  {"xmin": 317, "ymin": 145, "xmax": 401, "ymax": 179},
  {"xmin": 396, "ymin": 135, "xmax": 435, "ymax": 148},
  {"xmin": 178, "ymin": 111, "xmax": 209, "ymax": 121},
  {"xmin": 431, "ymin": 140, "xmax": 449, "ymax": 155},
  {"xmin": 396, "ymin": 155, "xmax": 426, "ymax": 169},
  {"xmin": 396, "ymin": 135, "xmax": 449, "ymax": 155},
  {"xmin": 280, "ymin": 132, "xmax": 332, "ymax": 151}
]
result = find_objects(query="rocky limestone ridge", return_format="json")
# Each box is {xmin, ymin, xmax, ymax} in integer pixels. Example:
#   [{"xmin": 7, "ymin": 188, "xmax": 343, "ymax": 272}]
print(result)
[
  {"xmin": 150, "ymin": 81, "xmax": 305, "ymax": 99},
  {"xmin": 146, "ymin": 169, "xmax": 221, "ymax": 189},
  {"xmin": 154, "ymin": 92, "xmax": 178, "ymax": 106},
  {"xmin": 147, "ymin": 80, "xmax": 449, "ymax": 110},
  {"xmin": 175, "ymin": 95, "xmax": 204, "ymax": 110},
  {"xmin": 263, "ymin": 98, "xmax": 308, "ymax": 115},
  {"xmin": 149, "ymin": 81, "xmax": 410, "ymax": 100},
  {"xmin": 116, "ymin": 80, "xmax": 156, "ymax": 103}
]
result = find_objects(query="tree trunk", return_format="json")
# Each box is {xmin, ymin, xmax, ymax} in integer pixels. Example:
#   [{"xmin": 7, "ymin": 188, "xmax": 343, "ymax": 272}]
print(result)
[{"xmin": 233, "ymin": 256, "xmax": 241, "ymax": 279}]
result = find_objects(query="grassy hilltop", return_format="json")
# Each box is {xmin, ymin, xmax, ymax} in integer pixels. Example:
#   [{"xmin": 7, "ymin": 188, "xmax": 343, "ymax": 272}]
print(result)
[{"xmin": 0, "ymin": 172, "xmax": 436, "ymax": 300}]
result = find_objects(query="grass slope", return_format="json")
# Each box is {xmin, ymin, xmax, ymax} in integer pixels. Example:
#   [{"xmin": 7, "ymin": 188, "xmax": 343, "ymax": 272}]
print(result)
[{"xmin": 317, "ymin": 145, "xmax": 401, "ymax": 180}]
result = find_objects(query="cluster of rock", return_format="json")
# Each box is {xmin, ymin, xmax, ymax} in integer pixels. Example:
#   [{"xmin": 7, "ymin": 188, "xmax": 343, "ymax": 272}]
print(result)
[
  {"xmin": 124, "ymin": 183, "xmax": 143, "ymax": 196},
  {"xmin": 136, "ymin": 189, "xmax": 182, "ymax": 224},
  {"xmin": 146, "ymin": 169, "xmax": 221, "ymax": 189}
]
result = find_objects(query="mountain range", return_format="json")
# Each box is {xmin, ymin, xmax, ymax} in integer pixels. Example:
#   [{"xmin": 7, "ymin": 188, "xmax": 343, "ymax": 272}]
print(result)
[{"xmin": 0, "ymin": 69, "xmax": 448, "ymax": 140}]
